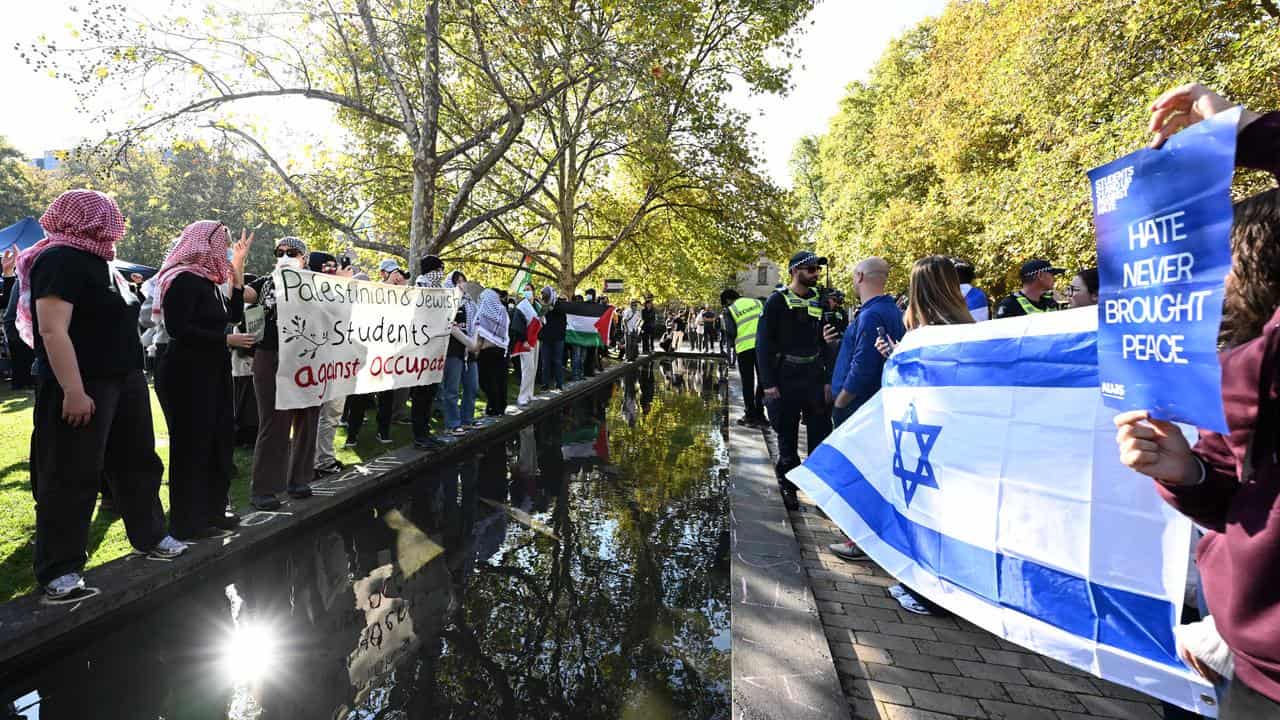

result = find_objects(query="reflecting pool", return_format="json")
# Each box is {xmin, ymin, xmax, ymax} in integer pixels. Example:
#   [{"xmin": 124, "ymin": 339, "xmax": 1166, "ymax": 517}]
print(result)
[{"xmin": 5, "ymin": 358, "xmax": 730, "ymax": 720}]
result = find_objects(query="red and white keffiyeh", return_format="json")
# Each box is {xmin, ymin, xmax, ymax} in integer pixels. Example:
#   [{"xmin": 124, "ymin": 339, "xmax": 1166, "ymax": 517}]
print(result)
[
  {"xmin": 15, "ymin": 189, "xmax": 127, "ymax": 347},
  {"xmin": 149, "ymin": 220, "xmax": 233, "ymax": 323}
]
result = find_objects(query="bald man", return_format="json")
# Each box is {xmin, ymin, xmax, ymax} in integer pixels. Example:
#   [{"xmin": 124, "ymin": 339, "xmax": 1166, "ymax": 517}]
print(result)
[{"xmin": 828, "ymin": 257, "xmax": 904, "ymax": 427}]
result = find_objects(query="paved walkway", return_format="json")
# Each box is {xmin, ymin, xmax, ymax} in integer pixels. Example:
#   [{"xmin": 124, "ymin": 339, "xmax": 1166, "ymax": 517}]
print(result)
[{"xmin": 789, "ymin": 496, "xmax": 1167, "ymax": 720}]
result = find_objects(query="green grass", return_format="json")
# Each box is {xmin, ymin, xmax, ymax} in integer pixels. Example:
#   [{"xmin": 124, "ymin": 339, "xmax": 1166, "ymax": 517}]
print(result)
[{"xmin": 0, "ymin": 372, "xmax": 523, "ymax": 602}]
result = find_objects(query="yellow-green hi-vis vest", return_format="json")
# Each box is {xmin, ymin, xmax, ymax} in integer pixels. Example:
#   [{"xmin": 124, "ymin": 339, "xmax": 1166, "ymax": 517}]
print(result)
[
  {"xmin": 1015, "ymin": 292, "xmax": 1053, "ymax": 314},
  {"xmin": 778, "ymin": 287, "xmax": 823, "ymax": 321},
  {"xmin": 729, "ymin": 297, "xmax": 763, "ymax": 353}
]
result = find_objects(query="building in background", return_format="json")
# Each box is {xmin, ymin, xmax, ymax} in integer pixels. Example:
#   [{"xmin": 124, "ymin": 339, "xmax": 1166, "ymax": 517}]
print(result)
[
  {"xmin": 735, "ymin": 252, "xmax": 781, "ymax": 298},
  {"xmin": 27, "ymin": 150, "xmax": 65, "ymax": 171}
]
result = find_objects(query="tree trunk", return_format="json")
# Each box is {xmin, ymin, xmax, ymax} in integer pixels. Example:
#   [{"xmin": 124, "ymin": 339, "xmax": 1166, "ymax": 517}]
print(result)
[{"xmin": 413, "ymin": 0, "xmax": 442, "ymax": 265}]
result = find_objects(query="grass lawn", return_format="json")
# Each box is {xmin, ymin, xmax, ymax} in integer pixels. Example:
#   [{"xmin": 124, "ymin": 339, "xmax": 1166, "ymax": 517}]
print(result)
[{"xmin": 0, "ymin": 372, "xmax": 522, "ymax": 602}]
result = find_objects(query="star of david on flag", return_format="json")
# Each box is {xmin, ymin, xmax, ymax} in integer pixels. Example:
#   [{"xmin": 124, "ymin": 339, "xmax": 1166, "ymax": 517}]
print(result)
[
  {"xmin": 891, "ymin": 403, "xmax": 941, "ymax": 506},
  {"xmin": 786, "ymin": 309, "xmax": 1214, "ymax": 716}
]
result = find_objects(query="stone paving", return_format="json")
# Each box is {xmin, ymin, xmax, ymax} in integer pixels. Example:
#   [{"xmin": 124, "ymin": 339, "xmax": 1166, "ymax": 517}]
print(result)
[{"xmin": 788, "ymin": 496, "xmax": 1167, "ymax": 720}]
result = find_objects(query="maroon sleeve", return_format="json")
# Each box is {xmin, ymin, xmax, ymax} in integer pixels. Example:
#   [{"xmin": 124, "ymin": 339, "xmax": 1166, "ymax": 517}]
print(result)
[
  {"xmin": 1237, "ymin": 111, "xmax": 1280, "ymax": 180},
  {"xmin": 1156, "ymin": 433, "xmax": 1237, "ymax": 533}
]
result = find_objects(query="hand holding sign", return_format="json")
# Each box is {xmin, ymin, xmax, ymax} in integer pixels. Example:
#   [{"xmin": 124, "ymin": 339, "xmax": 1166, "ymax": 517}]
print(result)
[
  {"xmin": 1148, "ymin": 83, "xmax": 1261, "ymax": 148},
  {"xmin": 1089, "ymin": 107, "xmax": 1240, "ymax": 432}
]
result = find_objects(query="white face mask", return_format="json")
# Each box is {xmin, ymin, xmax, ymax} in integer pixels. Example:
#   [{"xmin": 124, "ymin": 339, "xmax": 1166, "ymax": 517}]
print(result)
[{"xmin": 275, "ymin": 255, "xmax": 297, "ymax": 270}]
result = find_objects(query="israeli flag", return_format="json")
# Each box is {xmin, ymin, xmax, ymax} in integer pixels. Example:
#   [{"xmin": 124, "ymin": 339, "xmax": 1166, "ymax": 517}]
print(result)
[{"xmin": 789, "ymin": 308, "xmax": 1216, "ymax": 716}]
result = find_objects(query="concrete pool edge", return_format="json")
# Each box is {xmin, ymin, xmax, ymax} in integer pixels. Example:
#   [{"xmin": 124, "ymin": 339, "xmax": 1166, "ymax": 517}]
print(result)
[
  {"xmin": 0, "ymin": 355, "xmax": 652, "ymax": 677},
  {"xmin": 727, "ymin": 365, "xmax": 851, "ymax": 720}
]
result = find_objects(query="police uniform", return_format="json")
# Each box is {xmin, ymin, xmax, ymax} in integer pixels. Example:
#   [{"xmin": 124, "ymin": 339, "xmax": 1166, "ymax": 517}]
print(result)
[
  {"xmin": 756, "ymin": 252, "xmax": 834, "ymax": 508},
  {"xmin": 994, "ymin": 259, "xmax": 1065, "ymax": 319},
  {"xmin": 722, "ymin": 292, "xmax": 765, "ymax": 424}
]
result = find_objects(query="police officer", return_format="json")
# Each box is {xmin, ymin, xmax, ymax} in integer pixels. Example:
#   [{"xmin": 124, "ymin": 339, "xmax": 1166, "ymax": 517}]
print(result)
[
  {"xmin": 994, "ymin": 259, "xmax": 1063, "ymax": 318},
  {"xmin": 721, "ymin": 288, "xmax": 766, "ymax": 427},
  {"xmin": 757, "ymin": 251, "xmax": 838, "ymax": 510}
]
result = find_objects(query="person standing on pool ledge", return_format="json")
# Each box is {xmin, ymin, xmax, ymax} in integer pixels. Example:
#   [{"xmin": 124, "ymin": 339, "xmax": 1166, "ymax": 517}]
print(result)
[
  {"xmin": 20, "ymin": 189, "xmax": 188, "ymax": 601},
  {"xmin": 756, "ymin": 250, "xmax": 838, "ymax": 511}
]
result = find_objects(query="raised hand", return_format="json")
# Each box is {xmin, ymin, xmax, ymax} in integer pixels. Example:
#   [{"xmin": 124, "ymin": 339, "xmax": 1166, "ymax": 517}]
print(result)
[
  {"xmin": 1147, "ymin": 83, "xmax": 1257, "ymax": 148},
  {"xmin": 231, "ymin": 229, "xmax": 255, "ymax": 272},
  {"xmin": 1, "ymin": 246, "xmax": 18, "ymax": 277}
]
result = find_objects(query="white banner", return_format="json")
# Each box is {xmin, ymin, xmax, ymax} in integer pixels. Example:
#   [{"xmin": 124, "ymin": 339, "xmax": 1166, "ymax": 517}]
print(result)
[{"xmin": 271, "ymin": 268, "xmax": 460, "ymax": 409}]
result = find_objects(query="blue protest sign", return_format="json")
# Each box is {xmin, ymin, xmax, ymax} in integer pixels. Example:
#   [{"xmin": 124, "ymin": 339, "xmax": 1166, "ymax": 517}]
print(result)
[{"xmin": 1088, "ymin": 107, "xmax": 1238, "ymax": 432}]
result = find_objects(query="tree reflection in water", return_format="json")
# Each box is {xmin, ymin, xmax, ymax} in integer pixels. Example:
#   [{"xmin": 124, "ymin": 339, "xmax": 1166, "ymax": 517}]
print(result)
[{"xmin": 4, "ymin": 359, "xmax": 730, "ymax": 720}]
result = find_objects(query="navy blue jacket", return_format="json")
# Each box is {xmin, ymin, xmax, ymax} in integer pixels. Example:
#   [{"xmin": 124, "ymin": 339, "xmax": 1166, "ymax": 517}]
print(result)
[{"xmin": 831, "ymin": 295, "xmax": 904, "ymax": 406}]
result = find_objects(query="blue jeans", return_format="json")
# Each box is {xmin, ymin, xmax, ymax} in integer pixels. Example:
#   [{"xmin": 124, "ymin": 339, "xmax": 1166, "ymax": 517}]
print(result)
[
  {"xmin": 438, "ymin": 356, "xmax": 479, "ymax": 429},
  {"xmin": 540, "ymin": 340, "xmax": 564, "ymax": 389}
]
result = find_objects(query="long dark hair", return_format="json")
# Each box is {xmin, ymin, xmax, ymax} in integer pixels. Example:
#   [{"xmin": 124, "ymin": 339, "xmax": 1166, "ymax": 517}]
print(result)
[{"xmin": 1221, "ymin": 188, "xmax": 1280, "ymax": 348}]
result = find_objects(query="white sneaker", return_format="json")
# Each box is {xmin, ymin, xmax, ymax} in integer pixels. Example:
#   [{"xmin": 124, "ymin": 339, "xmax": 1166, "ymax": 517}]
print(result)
[
  {"xmin": 43, "ymin": 572, "xmax": 86, "ymax": 600},
  {"xmin": 148, "ymin": 535, "xmax": 189, "ymax": 560}
]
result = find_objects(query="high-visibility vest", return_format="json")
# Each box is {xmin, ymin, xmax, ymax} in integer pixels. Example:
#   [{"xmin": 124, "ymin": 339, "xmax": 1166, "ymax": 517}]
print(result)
[
  {"xmin": 729, "ymin": 297, "xmax": 763, "ymax": 353},
  {"xmin": 778, "ymin": 287, "xmax": 823, "ymax": 319},
  {"xmin": 1014, "ymin": 291, "xmax": 1055, "ymax": 315}
]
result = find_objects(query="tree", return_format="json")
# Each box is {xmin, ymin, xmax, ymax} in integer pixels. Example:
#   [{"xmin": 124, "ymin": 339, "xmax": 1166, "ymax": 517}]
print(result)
[
  {"xmin": 454, "ymin": 0, "xmax": 814, "ymax": 294},
  {"xmin": 800, "ymin": 0, "xmax": 1280, "ymax": 297},
  {"xmin": 26, "ymin": 0, "xmax": 596, "ymax": 264},
  {"xmin": 0, "ymin": 137, "xmax": 45, "ymax": 228}
]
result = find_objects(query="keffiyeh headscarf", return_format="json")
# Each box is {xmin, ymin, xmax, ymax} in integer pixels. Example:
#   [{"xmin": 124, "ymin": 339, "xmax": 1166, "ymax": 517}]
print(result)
[
  {"xmin": 444, "ymin": 269, "xmax": 477, "ymax": 336},
  {"xmin": 276, "ymin": 236, "xmax": 308, "ymax": 256},
  {"xmin": 540, "ymin": 286, "xmax": 557, "ymax": 307},
  {"xmin": 150, "ymin": 220, "xmax": 233, "ymax": 323},
  {"xmin": 416, "ymin": 269, "xmax": 444, "ymax": 288},
  {"xmin": 15, "ymin": 190, "xmax": 128, "ymax": 347},
  {"xmin": 476, "ymin": 288, "xmax": 510, "ymax": 349}
]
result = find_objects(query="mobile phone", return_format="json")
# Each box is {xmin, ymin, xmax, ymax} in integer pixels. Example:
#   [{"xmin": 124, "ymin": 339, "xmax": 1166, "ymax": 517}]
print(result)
[{"xmin": 876, "ymin": 326, "xmax": 887, "ymax": 341}]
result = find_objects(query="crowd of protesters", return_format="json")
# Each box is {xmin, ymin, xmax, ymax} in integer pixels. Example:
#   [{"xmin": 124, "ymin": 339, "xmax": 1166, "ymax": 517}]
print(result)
[{"xmin": 0, "ymin": 197, "xmax": 693, "ymax": 605}]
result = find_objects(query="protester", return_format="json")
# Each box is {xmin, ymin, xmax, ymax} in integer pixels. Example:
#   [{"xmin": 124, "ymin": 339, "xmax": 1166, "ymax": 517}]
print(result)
[
  {"xmin": 439, "ymin": 269, "xmax": 479, "ymax": 434},
  {"xmin": 701, "ymin": 306, "xmax": 718, "ymax": 352},
  {"xmin": 822, "ymin": 258, "xmax": 906, "ymax": 562},
  {"xmin": 641, "ymin": 296, "xmax": 657, "ymax": 355},
  {"xmin": 307, "ymin": 251, "xmax": 351, "ymax": 473},
  {"xmin": 830, "ymin": 258, "xmax": 904, "ymax": 428},
  {"xmin": 539, "ymin": 286, "xmax": 566, "ymax": 392},
  {"xmin": 1113, "ymin": 122, "xmax": 1280, "ymax": 717},
  {"xmin": 670, "ymin": 309, "xmax": 687, "ymax": 351},
  {"xmin": 953, "ymin": 259, "xmax": 990, "ymax": 321},
  {"xmin": 22, "ymin": 190, "xmax": 187, "ymax": 599},
  {"xmin": 1, "ymin": 248, "xmax": 34, "ymax": 391},
  {"xmin": 410, "ymin": 255, "xmax": 447, "ymax": 448},
  {"xmin": 1067, "ymin": 267, "xmax": 1099, "ymax": 309},
  {"xmin": 757, "ymin": 251, "xmax": 837, "ymax": 511},
  {"xmin": 248, "ymin": 236, "xmax": 321, "ymax": 510},
  {"xmin": 378, "ymin": 258, "xmax": 401, "ymax": 283},
  {"xmin": 622, "ymin": 299, "xmax": 644, "ymax": 360},
  {"xmin": 511, "ymin": 282, "xmax": 539, "ymax": 407},
  {"xmin": 475, "ymin": 288, "xmax": 510, "ymax": 417},
  {"xmin": 994, "ymin": 259, "xmax": 1062, "ymax": 318},
  {"xmin": 151, "ymin": 221, "xmax": 255, "ymax": 540},
  {"xmin": 874, "ymin": 255, "xmax": 974, "ymax": 613}
]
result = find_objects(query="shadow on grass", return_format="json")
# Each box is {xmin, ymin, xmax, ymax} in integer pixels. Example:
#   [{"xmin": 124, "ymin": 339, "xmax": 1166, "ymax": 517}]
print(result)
[{"xmin": 0, "ymin": 504, "xmax": 121, "ymax": 602}]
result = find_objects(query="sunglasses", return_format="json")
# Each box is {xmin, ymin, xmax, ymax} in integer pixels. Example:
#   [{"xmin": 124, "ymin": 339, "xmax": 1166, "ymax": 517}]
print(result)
[
  {"xmin": 274, "ymin": 248, "xmax": 303, "ymax": 258},
  {"xmin": 797, "ymin": 265, "xmax": 821, "ymax": 273}
]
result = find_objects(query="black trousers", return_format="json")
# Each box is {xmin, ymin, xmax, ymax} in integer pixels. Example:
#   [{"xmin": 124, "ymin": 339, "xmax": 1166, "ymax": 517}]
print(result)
[
  {"xmin": 763, "ymin": 362, "xmax": 831, "ymax": 492},
  {"xmin": 1222, "ymin": 678, "xmax": 1280, "ymax": 719},
  {"xmin": 31, "ymin": 371, "xmax": 166, "ymax": 585},
  {"xmin": 347, "ymin": 390, "xmax": 393, "ymax": 440},
  {"xmin": 5, "ymin": 322, "xmax": 33, "ymax": 389},
  {"xmin": 477, "ymin": 347, "xmax": 508, "ymax": 415},
  {"xmin": 641, "ymin": 331, "xmax": 654, "ymax": 354},
  {"xmin": 738, "ymin": 348, "xmax": 763, "ymax": 418},
  {"xmin": 411, "ymin": 383, "xmax": 439, "ymax": 441}
]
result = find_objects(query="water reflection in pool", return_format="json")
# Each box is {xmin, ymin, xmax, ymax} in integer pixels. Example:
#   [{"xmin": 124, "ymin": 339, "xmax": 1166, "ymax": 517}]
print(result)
[{"xmin": 6, "ymin": 358, "xmax": 730, "ymax": 720}]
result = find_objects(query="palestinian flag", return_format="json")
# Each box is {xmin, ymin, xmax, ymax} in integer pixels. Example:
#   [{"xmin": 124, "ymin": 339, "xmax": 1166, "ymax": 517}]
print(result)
[
  {"xmin": 507, "ymin": 254, "xmax": 536, "ymax": 296},
  {"xmin": 511, "ymin": 298, "xmax": 541, "ymax": 355},
  {"xmin": 562, "ymin": 301, "xmax": 615, "ymax": 347},
  {"xmin": 561, "ymin": 422, "xmax": 609, "ymax": 464}
]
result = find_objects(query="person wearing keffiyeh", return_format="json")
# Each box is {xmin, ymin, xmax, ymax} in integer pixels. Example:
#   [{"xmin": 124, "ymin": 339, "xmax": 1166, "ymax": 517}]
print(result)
[
  {"xmin": 475, "ymin": 288, "xmax": 511, "ymax": 416},
  {"xmin": 438, "ymin": 268, "xmax": 480, "ymax": 433},
  {"xmin": 406, "ymin": 254, "xmax": 446, "ymax": 448},
  {"xmin": 151, "ymin": 220, "xmax": 255, "ymax": 540},
  {"xmin": 25, "ymin": 190, "xmax": 188, "ymax": 601}
]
